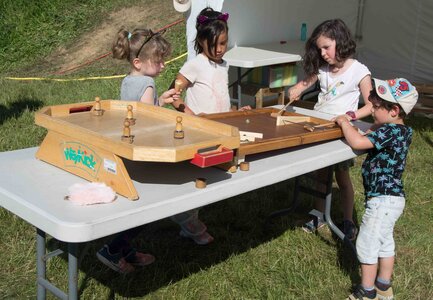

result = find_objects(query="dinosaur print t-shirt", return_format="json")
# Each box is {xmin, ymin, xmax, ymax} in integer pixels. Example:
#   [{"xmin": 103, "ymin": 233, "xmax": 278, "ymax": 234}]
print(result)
[{"xmin": 362, "ymin": 123, "xmax": 413, "ymax": 199}]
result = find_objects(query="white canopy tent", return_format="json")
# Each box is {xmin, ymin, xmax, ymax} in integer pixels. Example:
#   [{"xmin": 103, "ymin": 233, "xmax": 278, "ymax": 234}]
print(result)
[{"xmin": 222, "ymin": 0, "xmax": 433, "ymax": 83}]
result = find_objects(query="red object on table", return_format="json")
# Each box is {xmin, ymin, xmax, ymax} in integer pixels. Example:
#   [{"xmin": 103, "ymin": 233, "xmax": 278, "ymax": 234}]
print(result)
[{"xmin": 190, "ymin": 147, "xmax": 233, "ymax": 168}]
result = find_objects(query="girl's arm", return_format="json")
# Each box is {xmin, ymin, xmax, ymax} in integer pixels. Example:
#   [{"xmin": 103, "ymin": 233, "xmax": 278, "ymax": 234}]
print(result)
[
  {"xmin": 335, "ymin": 115, "xmax": 374, "ymax": 150},
  {"xmin": 353, "ymin": 75, "xmax": 373, "ymax": 120},
  {"xmin": 140, "ymin": 87, "xmax": 156, "ymax": 105},
  {"xmin": 168, "ymin": 74, "xmax": 194, "ymax": 115},
  {"xmin": 288, "ymin": 75, "xmax": 318, "ymax": 101},
  {"xmin": 173, "ymin": 74, "xmax": 191, "ymax": 92}
]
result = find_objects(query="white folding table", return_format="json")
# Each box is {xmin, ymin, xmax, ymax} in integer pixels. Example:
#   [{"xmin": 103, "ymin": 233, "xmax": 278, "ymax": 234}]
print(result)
[
  {"xmin": 224, "ymin": 41, "xmax": 304, "ymax": 107},
  {"xmin": 0, "ymin": 107, "xmax": 366, "ymax": 300}
]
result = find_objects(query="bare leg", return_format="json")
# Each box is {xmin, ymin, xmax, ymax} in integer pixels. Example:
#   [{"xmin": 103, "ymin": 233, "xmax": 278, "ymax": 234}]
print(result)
[
  {"xmin": 377, "ymin": 256, "xmax": 395, "ymax": 281},
  {"xmin": 361, "ymin": 263, "xmax": 378, "ymax": 288},
  {"xmin": 335, "ymin": 168, "xmax": 354, "ymax": 222},
  {"xmin": 314, "ymin": 168, "xmax": 327, "ymax": 212}
]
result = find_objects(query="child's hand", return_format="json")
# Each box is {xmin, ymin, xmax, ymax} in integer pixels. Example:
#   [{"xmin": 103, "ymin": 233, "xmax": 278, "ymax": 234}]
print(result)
[
  {"xmin": 332, "ymin": 113, "xmax": 352, "ymax": 123},
  {"xmin": 335, "ymin": 115, "xmax": 350, "ymax": 126},
  {"xmin": 238, "ymin": 105, "xmax": 252, "ymax": 111},
  {"xmin": 159, "ymin": 88, "xmax": 178, "ymax": 105},
  {"xmin": 288, "ymin": 86, "xmax": 302, "ymax": 101}
]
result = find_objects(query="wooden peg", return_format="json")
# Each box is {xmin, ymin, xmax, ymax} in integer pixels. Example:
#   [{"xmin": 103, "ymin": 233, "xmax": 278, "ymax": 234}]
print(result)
[
  {"xmin": 125, "ymin": 104, "xmax": 136, "ymax": 125},
  {"xmin": 174, "ymin": 116, "xmax": 184, "ymax": 139},
  {"xmin": 174, "ymin": 79, "xmax": 183, "ymax": 93},
  {"xmin": 239, "ymin": 161, "xmax": 250, "ymax": 171},
  {"xmin": 93, "ymin": 97, "xmax": 103, "ymax": 116},
  {"xmin": 121, "ymin": 120, "xmax": 134, "ymax": 143},
  {"xmin": 195, "ymin": 178, "xmax": 207, "ymax": 189}
]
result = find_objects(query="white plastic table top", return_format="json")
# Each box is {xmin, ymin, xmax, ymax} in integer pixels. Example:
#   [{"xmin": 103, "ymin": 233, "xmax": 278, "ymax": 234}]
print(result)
[
  {"xmin": 0, "ymin": 108, "xmax": 363, "ymax": 244},
  {"xmin": 224, "ymin": 40, "xmax": 304, "ymax": 68}
]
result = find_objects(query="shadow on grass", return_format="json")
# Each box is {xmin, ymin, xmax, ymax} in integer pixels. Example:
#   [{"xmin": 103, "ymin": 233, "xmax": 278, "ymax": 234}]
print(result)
[
  {"xmin": 43, "ymin": 176, "xmax": 368, "ymax": 298},
  {"xmin": 0, "ymin": 97, "xmax": 44, "ymax": 124},
  {"xmin": 45, "ymin": 178, "xmax": 324, "ymax": 298}
]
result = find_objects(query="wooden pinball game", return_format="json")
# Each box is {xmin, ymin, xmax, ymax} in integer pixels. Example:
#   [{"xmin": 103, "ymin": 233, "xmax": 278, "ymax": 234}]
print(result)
[
  {"xmin": 34, "ymin": 98, "xmax": 240, "ymax": 200},
  {"xmin": 203, "ymin": 108, "xmax": 343, "ymax": 158}
]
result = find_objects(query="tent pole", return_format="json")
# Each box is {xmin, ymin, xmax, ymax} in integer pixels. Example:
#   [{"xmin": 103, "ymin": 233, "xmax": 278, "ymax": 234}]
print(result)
[{"xmin": 355, "ymin": 0, "xmax": 365, "ymax": 41}]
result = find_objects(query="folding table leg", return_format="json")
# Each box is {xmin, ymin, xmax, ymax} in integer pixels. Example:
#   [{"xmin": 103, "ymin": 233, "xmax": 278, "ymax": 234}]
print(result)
[
  {"xmin": 68, "ymin": 243, "xmax": 79, "ymax": 300},
  {"xmin": 36, "ymin": 228, "xmax": 79, "ymax": 300},
  {"xmin": 322, "ymin": 166, "xmax": 357, "ymax": 254},
  {"xmin": 37, "ymin": 229, "xmax": 46, "ymax": 300},
  {"xmin": 322, "ymin": 166, "xmax": 344, "ymax": 239},
  {"xmin": 267, "ymin": 177, "xmax": 300, "ymax": 219}
]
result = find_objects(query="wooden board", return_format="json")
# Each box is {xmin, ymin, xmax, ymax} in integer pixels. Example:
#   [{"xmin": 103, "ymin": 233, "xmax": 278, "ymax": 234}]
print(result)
[
  {"xmin": 203, "ymin": 108, "xmax": 343, "ymax": 157},
  {"xmin": 34, "ymin": 99, "xmax": 240, "ymax": 200},
  {"xmin": 35, "ymin": 100, "xmax": 240, "ymax": 162}
]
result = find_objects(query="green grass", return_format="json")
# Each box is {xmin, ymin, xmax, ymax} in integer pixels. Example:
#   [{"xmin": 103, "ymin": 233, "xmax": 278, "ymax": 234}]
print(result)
[
  {"xmin": 1, "ymin": 1, "xmax": 433, "ymax": 299},
  {"xmin": 0, "ymin": 0, "xmax": 147, "ymax": 74}
]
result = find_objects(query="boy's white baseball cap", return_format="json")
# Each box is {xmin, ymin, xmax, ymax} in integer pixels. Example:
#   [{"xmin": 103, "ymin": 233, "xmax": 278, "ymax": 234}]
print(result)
[
  {"xmin": 373, "ymin": 78, "xmax": 418, "ymax": 114},
  {"xmin": 173, "ymin": 0, "xmax": 191, "ymax": 12}
]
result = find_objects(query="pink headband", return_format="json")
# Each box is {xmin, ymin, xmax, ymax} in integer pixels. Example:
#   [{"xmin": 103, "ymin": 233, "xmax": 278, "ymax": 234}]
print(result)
[{"xmin": 197, "ymin": 12, "xmax": 229, "ymax": 25}]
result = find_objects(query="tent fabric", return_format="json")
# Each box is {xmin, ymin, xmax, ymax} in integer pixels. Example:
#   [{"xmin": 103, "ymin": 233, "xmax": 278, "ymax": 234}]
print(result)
[
  {"xmin": 358, "ymin": 0, "xmax": 433, "ymax": 83},
  {"xmin": 223, "ymin": 0, "xmax": 432, "ymax": 84}
]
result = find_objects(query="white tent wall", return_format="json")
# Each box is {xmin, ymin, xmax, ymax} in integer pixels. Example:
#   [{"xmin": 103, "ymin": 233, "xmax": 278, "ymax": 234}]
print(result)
[
  {"xmin": 222, "ymin": 0, "xmax": 359, "ymax": 47},
  {"xmin": 358, "ymin": 0, "xmax": 433, "ymax": 83},
  {"xmin": 222, "ymin": 0, "xmax": 432, "ymax": 92},
  {"xmin": 222, "ymin": 0, "xmax": 359, "ymax": 105}
]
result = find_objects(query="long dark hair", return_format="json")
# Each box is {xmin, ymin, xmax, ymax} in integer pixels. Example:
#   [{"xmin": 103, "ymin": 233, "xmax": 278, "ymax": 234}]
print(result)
[
  {"xmin": 303, "ymin": 19, "xmax": 356, "ymax": 77},
  {"xmin": 194, "ymin": 7, "xmax": 229, "ymax": 57}
]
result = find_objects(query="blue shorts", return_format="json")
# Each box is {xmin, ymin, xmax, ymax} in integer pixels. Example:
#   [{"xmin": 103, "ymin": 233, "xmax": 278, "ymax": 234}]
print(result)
[{"xmin": 356, "ymin": 195, "xmax": 405, "ymax": 264}]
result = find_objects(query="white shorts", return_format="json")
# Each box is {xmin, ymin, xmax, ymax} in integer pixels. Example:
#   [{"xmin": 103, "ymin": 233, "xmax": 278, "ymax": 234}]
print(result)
[{"xmin": 356, "ymin": 195, "xmax": 405, "ymax": 264}]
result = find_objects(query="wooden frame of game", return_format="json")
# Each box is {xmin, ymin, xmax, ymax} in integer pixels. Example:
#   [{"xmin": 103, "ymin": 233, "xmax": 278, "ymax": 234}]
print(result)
[
  {"xmin": 35, "ymin": 99, "xmax": 240, "ymax": 200},
  {"xmin": 35, "ymin": 100, "xmax": 342, "ymax": 200},
  {"xmin": 203, "ymin": 108, "xmax": 343, "ymax": 158}
]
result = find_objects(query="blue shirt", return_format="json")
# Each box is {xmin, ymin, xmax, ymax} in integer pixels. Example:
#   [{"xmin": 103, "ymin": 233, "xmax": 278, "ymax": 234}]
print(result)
[{"xmin": 362, "ymin": 123, "xmax": 413, "ymax": 199}]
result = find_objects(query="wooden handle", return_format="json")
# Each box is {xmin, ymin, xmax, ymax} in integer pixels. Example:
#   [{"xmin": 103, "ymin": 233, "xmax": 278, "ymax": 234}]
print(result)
[
  {"xmin": 271, "ymin": 98, "xmax": 296, "ymax": 118},
  {"xmin": 313, "ymin": 121, "xmax": 336, "ymax": 128},
  {"xmin": 304, "ymin": 121, "xmax": 336, "ymax": 132}
]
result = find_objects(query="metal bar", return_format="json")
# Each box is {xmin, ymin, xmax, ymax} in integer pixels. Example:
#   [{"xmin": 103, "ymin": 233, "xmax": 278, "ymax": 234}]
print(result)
[
  {"xmin": 37, "ymin": 229, "xmax": 46, "ymax": 300},
  {"xmin": 68, "ymin": 243, "xmax": 79, "ymax": 300},
  {"xmin": 323, "ymin": 166, "xmax": 345, "ymax": 239},
  {"xmin": 45, "ymin": 249, "xmax": 64, "ymax": 260},
  {"xmin": 36, "ymin": 277, "xmax": 68, "ymax": 300}
]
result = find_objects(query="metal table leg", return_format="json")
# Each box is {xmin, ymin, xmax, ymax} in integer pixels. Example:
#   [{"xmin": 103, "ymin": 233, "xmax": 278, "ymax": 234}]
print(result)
[
  {"xmin": 320, "ymin": 166, "xmax": 356, "ymax": 253},
  {"xmin": 237, "ymin": 67, "xmax": 242, "ymax": 108},
  {"xmin": 36, "ymin": 228, "xmax": 79, "ymax": 300},
  {"xmin": 267, "ymin": 166, "xmax": 356, "ymax": 253},
  {"xmin": 37, "ymin": 229, "xmax": 46, "ymax": 300},
  {"xmin": 68, "ymin": 243, "xmax": 79, "ymax": 300}
]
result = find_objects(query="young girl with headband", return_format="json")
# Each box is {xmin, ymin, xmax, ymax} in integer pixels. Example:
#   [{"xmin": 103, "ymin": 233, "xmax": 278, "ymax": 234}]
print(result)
[
  {"xmin": 173, "ymin": 7, "xmax": 250, "ymax": 114},
  {"xmin": 96, "ymin": 27, "xmax": 197, "ymax": 274}
]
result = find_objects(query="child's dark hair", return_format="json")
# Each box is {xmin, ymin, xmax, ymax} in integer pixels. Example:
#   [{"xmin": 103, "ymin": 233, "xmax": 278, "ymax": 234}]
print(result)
[
  {"xmin": 194, "ymin": 7, "xmax": 229, "ymax": 56},
  {"xmin": 112, "ymin": 28, "xmax": 171, "ymax": 63},
  {"xmin": 369, "ymin": 89, "xmax": 407, "ymax": 118},
  {"xmin": 303, "ymin": 19, "xmax": 356, "ymax": 77}
]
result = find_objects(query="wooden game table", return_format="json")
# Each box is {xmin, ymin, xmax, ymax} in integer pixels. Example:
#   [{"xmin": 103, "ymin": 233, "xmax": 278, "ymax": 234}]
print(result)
[
  {"xmin": 203, "ymin": 108, "xmax": 342, "ymax": 159},
  {"xmin": 0, "ymin": 107, "xmax": 368, "ymax": 300},
  {"xmin": 35, "ymin": 99, "xmax": 240, "ymax": 200},
  {"xmin": 34, "ymin": 100, "xmax": 342, "ymax": 199}
]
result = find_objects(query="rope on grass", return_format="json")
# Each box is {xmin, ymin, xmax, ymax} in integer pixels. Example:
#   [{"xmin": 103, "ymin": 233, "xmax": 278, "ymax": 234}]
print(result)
[
  {"xmin": 53, "ymin": 18, "xmax": 186, "ymax": 75},
  {"xmin": 3, "ymin": 18, "xmax": 187, "ymax": 82},
  {"xmin": 3, "ymin": 52, "xmax": 187, "ymax": 82}
]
